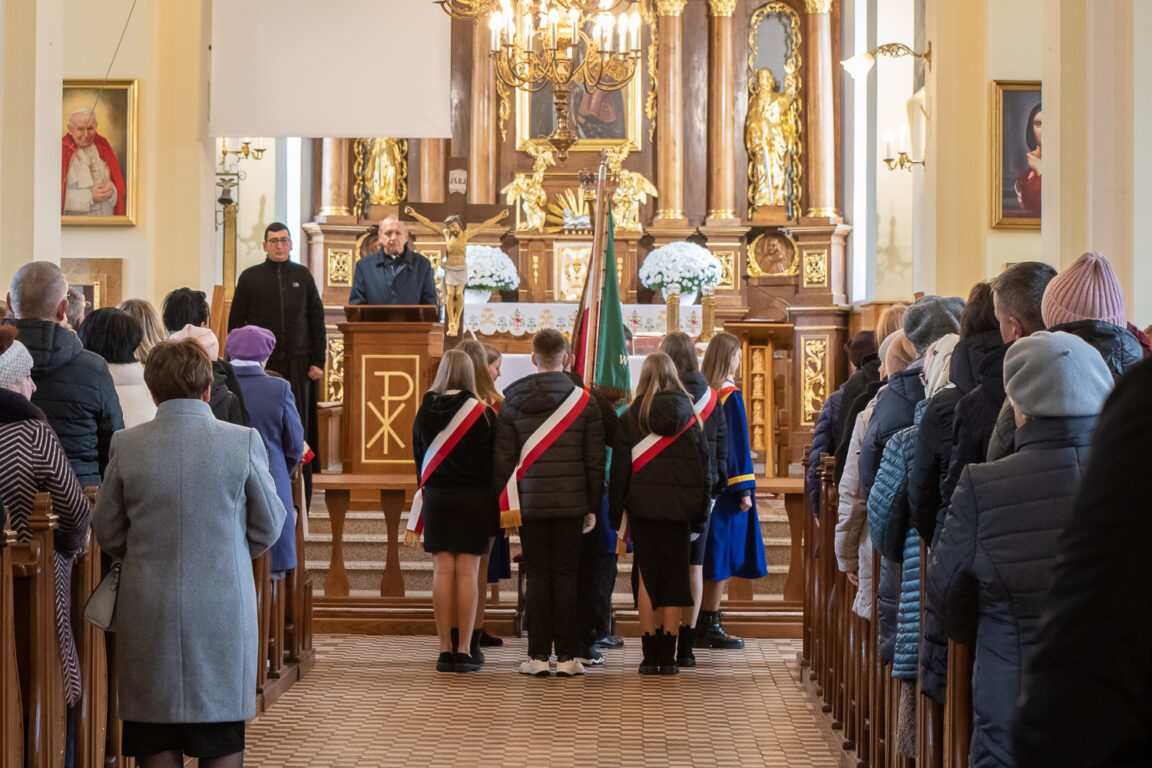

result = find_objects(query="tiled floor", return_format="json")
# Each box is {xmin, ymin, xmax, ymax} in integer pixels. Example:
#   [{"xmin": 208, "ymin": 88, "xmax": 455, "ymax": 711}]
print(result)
[{"xmin": 245, "ymin": 634, "xmax": 846, "ymax": 767}]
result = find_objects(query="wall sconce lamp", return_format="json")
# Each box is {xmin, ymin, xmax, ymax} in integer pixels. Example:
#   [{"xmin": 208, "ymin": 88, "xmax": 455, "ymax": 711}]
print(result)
[
  {"xmin": 220, "ymin": 137, "xmax": 267, "ymax": 166},
  {"xmin": 882, "ymin": 126, "xmax": 924, "ymax": 172},
  {"xmin": 841, "ymin": 41, "xmax": 932, "ymax": 80}
]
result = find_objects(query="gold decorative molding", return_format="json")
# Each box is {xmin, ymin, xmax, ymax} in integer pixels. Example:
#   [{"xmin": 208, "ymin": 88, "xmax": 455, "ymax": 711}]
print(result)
[
  {"xmin": 327, "ymin": 248, "xmax": 354, "ymax": 287},
  {"xmin": 655, "ymin": 208, "xmax": 685, "ymax": 220},
  {"xmin": 641, "ymin": 0, "xmax": 659, "ymax": 142},
  {"xmin": 497, "ymin": 80, "xmax": 511, "ymax": 142},
  {"xmin": 708, "ymin": 0, "xmax": 738, "ymax": 15},
  {"xmin": 325, "ymin": 335, "xmax": 344, "ymax": 403},
  {"xmin": 708, "ymin": 209, "xmax": 737, "ymax": 219},
  {"xmin": 655, "ymin": 0, "xmax": 686, "ymax": 16},
  {"xmin": 711, "ymin": 247, "xmax": 738, "ymax": 289},
  {"xmin": 801, "ymin": 336, "xmax": 828, "ymax": 425},
  {"xmin": 805, "ymin": 0, "xmax": 832, "ymax": 12},
  {"xmin": 664, "ymin": 288, "xmax": 680, "ymax": 334},
  {"xmin": 802, "ymin": 248, "xmax": 829, "ymax": 287},
  {"xmin": 747, "ymin": 231, "xmax": 799, "ymax": 276}
]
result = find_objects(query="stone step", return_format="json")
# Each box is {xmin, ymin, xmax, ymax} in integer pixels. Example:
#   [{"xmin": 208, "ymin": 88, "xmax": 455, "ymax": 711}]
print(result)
[{"xmin": 305, "ymin": 558, "xmax": 789, "ymax": 598}]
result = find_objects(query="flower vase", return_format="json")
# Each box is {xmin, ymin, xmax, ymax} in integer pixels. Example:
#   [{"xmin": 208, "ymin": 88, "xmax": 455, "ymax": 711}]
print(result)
[
  {"xmin": 661, "ymin": 287, "xmax": 699, "ymax": 305},
  {"xmin": 464, "ymin": 289, "xmax": 492, "ymax": 304}
]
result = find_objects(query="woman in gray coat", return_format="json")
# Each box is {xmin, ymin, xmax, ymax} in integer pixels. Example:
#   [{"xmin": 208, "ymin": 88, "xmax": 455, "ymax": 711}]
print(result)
[{"xmin": 94, "ymin": 339, "xmax": 284, "ymax": 768}]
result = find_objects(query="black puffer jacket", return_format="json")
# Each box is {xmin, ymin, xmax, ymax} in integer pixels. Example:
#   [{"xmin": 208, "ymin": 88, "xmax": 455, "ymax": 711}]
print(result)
[
  {"xmin": 987, "ymin": 321, "xmax": 1143, "ymax": 462},
  {"xmin": 413, "ymin": 391, "xmax": 496, "ymax": 523},
  {"xmin": 10, "ymin": 319, "xmax": 123, "ymax": 485},
  {"xmin": 679, "ymin": 371, "xmax": 727, "ymax": 497},
  {"xmin": 859, "ymin": 366, "xmax": 924, "ymax": 502},
  {"xmin": 211, "ymin": 360, "xmax": 249, "ymax": 426},
  {"xmin": 609, "ymin": 391, "xmax": 710, "ymax": 530},
  {"xmin": 1015, "ymin": 358, "xmax": 1152, "ymax": 768},
  {"xmin": 494, "ymin": 372, "xmax": 604, "ymax": 519},
  {"xmin": 928, "ymin": 415, "xmax": 1095, "ymax": 768},
  {"xmin": 943, "ymin": 341, "xmax": 1008, "ymax": 501},
  {"xmin": 909, "ymin": 330, "xmax": 1002, "ymax": 542},
  {"xmin": 834, "ymin": 354, "xmax": 882, "ymax": 483}
]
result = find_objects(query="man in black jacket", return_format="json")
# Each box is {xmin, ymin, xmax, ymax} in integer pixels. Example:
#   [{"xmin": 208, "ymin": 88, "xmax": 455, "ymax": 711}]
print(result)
[
  {"xmin": 5, "ymin": 261, "xmax": 123, "ymax": 485},
  {"xmin": 494, "ymin": 329, "xmax": 604, "ymax": 678},
  {"xmin": 229, "ymin": 222, "xmax": 327, "ymax": 496}
]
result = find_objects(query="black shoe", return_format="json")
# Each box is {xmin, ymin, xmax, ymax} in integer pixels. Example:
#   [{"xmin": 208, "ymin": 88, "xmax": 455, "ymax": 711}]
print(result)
[
  {"xmin": 658, "ymin": 631, "xmax": 679, "ymax": 676},
  {"xmin": 695, "ymin": 610, "xmax": 745, "ymax": 649},
  {"xmin": 478, "ymin": 629, "xmax": 503, "ymax": 647},
  {"xmin": 638, "ymin": 633, "xmax": 659, "ymax": 675},
  {"xmin": 436, "ymin": 652, "xmax": 455, "ymax": 672},
  {"xmin": 454, "ymin": 651, "xmax": 480, "ymax": 673},
  {"xmin": 676, "ymin": 626, "xmax": 697, "ymax": 668},
  {"xmin": 593, "ymin": 634, "xmax": 625, "ymax": 649}
]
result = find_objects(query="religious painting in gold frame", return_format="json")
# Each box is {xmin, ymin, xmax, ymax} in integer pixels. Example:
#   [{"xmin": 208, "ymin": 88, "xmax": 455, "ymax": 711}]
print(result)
[
  {"xmin": 61, "ymin": 79, "xmax": 138, "ymax": 227},
  {"xmin": 746, "ymin": 3, "xmax": 803, "ymax": 221},
  {"xmin": 516, "ymin": 76, "xmax": 643, "ymax": 153},
  {"xmin": 991, "ymin": 80, "xmax": 1042, "ymax": 229}
]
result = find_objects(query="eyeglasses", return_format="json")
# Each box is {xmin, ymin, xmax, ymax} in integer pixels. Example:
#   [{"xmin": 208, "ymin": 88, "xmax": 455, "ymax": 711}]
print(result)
[{"xmin": 266, "ymin": 237, "xmax": 291, "ymax": 245}]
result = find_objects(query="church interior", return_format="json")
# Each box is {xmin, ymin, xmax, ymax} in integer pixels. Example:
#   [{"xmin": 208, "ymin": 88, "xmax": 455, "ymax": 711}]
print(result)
[{"xmin": 1, "ymin": 0, "xmax": 1150, "ymax": 765}]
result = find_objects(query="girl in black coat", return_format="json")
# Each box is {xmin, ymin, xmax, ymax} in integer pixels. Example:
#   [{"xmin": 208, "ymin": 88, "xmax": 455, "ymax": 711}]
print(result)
[
  {"xmin": 411, "ymin": 350, "xmax": 496, "ymax": 674},
  {"xmin": 609, "ymin": 353, "xmax": 711, "ymax": 675}
]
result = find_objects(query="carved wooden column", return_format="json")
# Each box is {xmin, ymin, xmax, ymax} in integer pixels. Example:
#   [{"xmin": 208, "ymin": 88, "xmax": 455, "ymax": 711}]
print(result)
[
  {"xmin": 706, "ymin": 0, "xmax": 738, "ymax": 223},
  {"xmin": 419, "ymin": 138, "xmax": 449, "ymax": 203},
  {"xmin": 805, "ymin": 0, "xmax": 837, "ymax": 218},
  {"xmin": 653, "ymin": 0, "xmax": 687, "ymax": 226},
  {"xmin": 318, "ymin": 138, "xmax": 350, "ymax": 218},
  {"xmin": 469, "ymin": 22, "xmax": 496, "ymax": 205}
]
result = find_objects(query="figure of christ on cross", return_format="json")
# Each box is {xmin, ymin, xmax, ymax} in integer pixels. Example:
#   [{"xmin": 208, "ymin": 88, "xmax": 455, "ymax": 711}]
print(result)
[{"xmin": 403, "ymin": 204, "xmax": 509, "ymax": 337}]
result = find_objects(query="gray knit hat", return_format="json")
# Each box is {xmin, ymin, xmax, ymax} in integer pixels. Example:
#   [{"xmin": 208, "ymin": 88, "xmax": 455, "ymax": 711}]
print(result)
[
  {"xmin": 1004, "ymin": 331, "xmax": 1113, "ymax": 418},
  {"xmin": 904, "ymin": 295, "xmax": 965, "ymax": 354},
  {"xmin": 0, "ymin": 337, "xmax": 33, "ymax": 390}
]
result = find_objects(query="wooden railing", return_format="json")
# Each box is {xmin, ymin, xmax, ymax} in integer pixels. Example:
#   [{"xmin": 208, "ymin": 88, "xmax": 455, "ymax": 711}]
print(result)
[
  {"xmin": 1, "ymin": 479, "xmax": 314, "ymax": 767},
  {"xmin": 803, "ymin": 450, "xmax": 975, "ymax": 768}
]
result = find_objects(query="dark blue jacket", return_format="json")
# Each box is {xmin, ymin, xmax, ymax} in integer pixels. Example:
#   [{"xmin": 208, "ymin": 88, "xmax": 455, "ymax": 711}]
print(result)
[
  {"xmin": 859, "ymin": 365, "xmax": 924, "ymax": 503},
  {"xmin": 928, "ymin": 415, "xmax": 1095, "ymax": 768},
  {"xmin": 806, "ymin": 387, "xmax": 842, "ymax": 517},
  {"xmin": 232, "ymin": 365, "xmax": 303, "ymax": 573},
  {"xmin": 349, "ymin": 246, "xmax": 438, "ymax": 306}
]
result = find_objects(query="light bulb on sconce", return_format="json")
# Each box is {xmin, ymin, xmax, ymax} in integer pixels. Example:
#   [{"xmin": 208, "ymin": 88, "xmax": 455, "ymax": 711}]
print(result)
[{"xmin": 842, "ymin": 41, "xmax": 931, "ymax": 80}]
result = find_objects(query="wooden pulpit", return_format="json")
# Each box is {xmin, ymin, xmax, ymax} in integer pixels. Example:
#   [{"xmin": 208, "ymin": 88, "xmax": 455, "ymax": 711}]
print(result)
[{"xmin": 339, "ymin": 306, "xmax": 443, "ymax": 475}]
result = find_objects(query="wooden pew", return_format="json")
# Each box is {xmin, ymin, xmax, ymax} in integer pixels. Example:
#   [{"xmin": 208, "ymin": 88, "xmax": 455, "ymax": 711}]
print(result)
[
  {"xmin": 1, "ymin": 520, "xmax": 24, "ymax": 766},
  {"xmin": 71, "ymin": 487, "xmax": 108, "ymax": 768},
  {"xmin": 800, "ymin": 448, "xmax": 813, "ymax": 669},
  {"xmin": 945, "ymin": 640, "xmax": 973, "ymax": 767},
  {"xmin": 9, "ymin": 493, "xmax": 67, "ymax": 767},
  {"xmin": 916, "ymin": 538, "xmax": 943, "ymax": 768},
  {"xmin": 285, "ymin": 468, "xmax": 315, "ymax": 668}
]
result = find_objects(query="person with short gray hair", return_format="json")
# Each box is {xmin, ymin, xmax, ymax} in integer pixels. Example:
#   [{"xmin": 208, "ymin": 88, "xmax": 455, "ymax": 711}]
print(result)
[{"xmin": 4, "ymin": 261, "xmax": 123, "ymax": 484}]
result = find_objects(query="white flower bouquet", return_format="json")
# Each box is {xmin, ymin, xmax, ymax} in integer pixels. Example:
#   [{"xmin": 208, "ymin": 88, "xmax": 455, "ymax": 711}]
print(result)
[
  {"xmin": 465, "ymin": 244, "xmax": 520, "ymax": 292},
  {"xmin": 638, "ymin": 241, "xmax": 722, "ymax": 293}
]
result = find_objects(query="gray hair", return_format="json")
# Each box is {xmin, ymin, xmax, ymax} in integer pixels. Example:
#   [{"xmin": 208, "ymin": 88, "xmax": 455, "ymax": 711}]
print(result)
[
  {"xmin": 68, "ymin": 108, "xmax": 96, "ymax": 126},
  {"xmin": 9, "ymin": 262, "xmax": 69, "ymax": 321}
]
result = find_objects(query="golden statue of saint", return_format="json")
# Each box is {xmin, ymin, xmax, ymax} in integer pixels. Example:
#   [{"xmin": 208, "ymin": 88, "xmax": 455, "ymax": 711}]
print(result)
[
  {"xmin": 501, "ymin": 144, "xmax": 556, "ymax": 232},
  {"xmin": 745, "ymin": 68, "xmax": 799, "ymax": 213},
  {"xmin": 404, "ymin": 205, "xmax": 509, "ymax": 336},
  {"xmin": 369, "ymin": 138, "xmax": 407, "ymax": 205}
]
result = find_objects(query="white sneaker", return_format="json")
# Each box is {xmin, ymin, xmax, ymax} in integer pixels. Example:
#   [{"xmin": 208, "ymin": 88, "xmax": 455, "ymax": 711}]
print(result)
[
  {"xmin": 555, "ymin": 658, "xmax": 585, "ymax": 677},
  {"xmin": 519, "ymin": 658, "xmax": 551, "ymax": 677}
]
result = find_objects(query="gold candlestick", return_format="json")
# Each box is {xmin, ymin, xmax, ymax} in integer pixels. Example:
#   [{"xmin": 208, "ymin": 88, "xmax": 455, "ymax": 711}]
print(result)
[{"xmin": 665, "ymin": 287, "xmax": 680, "ymax": 335}]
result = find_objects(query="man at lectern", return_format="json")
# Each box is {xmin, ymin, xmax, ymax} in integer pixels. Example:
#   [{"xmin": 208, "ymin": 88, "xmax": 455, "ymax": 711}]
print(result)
[{"xmin": 349, "ymin": 216, "xmax": 438, "ymax": 307}]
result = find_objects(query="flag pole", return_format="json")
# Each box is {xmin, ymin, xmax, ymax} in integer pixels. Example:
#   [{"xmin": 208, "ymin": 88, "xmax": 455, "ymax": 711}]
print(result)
[{"xmin": 581, "ymin": 153, "xmax": 611, "ymax": 387}]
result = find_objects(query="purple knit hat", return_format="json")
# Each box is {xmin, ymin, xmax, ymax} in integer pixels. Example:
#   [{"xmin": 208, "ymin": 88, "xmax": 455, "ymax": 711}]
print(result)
[
  {"xmin": 226, "ymin": 325, "xmax": 277, "ymax": 362},
  {"xmin": 1041, "ymin": 251, "xmax": 1127, "ymax": 328}
]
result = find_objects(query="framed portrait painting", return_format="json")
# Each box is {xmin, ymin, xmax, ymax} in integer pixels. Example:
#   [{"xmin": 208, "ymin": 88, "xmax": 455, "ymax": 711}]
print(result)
[
  {"xmin": 992, "ymin": 80, "xmax": 1042, "ymax": 229},
  {"xmin": 61, "ymin": 79, "xmax": 138, "ymax": 226}
]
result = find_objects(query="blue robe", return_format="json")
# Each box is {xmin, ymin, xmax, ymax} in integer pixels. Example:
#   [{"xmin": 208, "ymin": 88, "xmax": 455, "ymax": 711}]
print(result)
[
  {"xmin": 702, "ymin": 385, "xmax": 768, "ymax": 581},
  {"xmin": 232, "ymin": 365, "xmax": 304, "ymax": 574}
]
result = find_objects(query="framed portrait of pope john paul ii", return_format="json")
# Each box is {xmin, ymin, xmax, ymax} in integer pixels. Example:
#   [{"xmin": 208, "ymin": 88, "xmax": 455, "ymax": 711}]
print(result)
[{"xmin": 62, "ymin": 79, "xmax": 138, "ymax": 226}]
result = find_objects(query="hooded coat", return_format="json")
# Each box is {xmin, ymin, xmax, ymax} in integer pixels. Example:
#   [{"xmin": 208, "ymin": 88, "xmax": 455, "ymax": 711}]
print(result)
[
  {"xmin": 8, "ymin": 318, "xmax": 124, "ymax": 485},
  {"xmin": 834, "ymin": 354, "xmax": 882, "ymax": 483},
  {"xmin": 678, "ymin": 370, "xmax": 728, "ymax": 498},
  {"xmin": 493, "ymin": 371, "xmax": 605, "ymax": 520},
  {"xmin": 609, "ymin": 390, "xmax": 711, "ymax": 530},
  {"xmin": 928, "ymin": 415, "xmax": 1096, "ymax": 768}
]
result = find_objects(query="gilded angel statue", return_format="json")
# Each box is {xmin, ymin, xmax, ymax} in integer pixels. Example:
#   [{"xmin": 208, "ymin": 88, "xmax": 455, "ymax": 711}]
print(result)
[
  {"xmin": 745, "ymin": 67, "xmax": 802, "ymax": 218},
  {"xmin": 501, "ymin": 144, "xmax": 556, "ymax": 232},
  {"xmin": 604, "ymin": 146, "xmax": 657, "ymax": 232}
]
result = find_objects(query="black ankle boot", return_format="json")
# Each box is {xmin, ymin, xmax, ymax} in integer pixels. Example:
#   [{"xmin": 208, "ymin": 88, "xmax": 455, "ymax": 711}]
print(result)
[
  {"xmin": 676, "ymin": 625, "xmax": 697, "ymax": 667},
  {"xmin": 470, "ymin": 629, "xmax": 484, "ymax": 666},
  {"xmin": 658, "ymin": 631, "xmax": 679, "ymax": 675},
  {"xmin": 639, "ymin": 633, "xmax": 659, "ymax": 675},
  {"xmin": 696, "ymin": 610, "xmax": 745, "ymax": 649}
]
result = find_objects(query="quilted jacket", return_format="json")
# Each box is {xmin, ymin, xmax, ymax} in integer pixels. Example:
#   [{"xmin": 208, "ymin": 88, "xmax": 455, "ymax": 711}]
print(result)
[
  {"xmin": 835, "ymin": 398, "xmax": 876, "ymax": 619},
  {"xmin": 859, "ymin": 366, "xmax": 924, "ymax": 504},
  {"xmin": 927, "ymin": 415, "xmax": 1096, "ymax": 768},
  {"xmin": 807, "ymin": 388, "xmax": 842, "ymax": 517}
]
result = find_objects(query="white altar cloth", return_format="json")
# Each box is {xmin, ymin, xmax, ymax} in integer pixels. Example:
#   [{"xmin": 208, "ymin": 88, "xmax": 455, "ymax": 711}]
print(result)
[{"xmin": 461, "ymin": 301, "xmax": 705, "ymax": 338}]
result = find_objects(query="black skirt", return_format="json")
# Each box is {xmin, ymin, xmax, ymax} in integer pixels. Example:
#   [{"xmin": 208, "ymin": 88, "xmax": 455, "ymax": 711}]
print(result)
[
  {"xmin": 631, "ymin": 518, "xmax": 693, "ymax": 608},
  {"xmin": 122, "ymin": 720, "xmax": 244, "ymax": 759},
  {"xmin": 422, "ymin": 485, "xmax": 494, "ymax": 555}
]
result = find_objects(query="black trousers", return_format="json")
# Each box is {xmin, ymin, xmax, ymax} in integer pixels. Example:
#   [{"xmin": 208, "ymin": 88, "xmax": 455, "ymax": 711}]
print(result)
[
  {"xmin": 520, "ymin": 517, "xmax": 583, "ymax": 660},
  {"xmin": 577, "ymin": 532, "xmax": 617, "ymax": 650}
]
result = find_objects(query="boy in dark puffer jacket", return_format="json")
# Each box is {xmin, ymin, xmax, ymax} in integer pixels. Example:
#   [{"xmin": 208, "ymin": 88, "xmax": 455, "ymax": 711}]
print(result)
[
  {"xmin": 494, "ymin": 329, "xmax": 605, "ymax": 678},
  {"xmin": 928, "ymin": 331, "xmax": 1113, "ymax": 768}
]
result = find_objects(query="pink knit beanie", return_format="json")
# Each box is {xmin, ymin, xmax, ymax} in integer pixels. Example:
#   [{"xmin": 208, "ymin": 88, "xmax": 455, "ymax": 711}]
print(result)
[{"xmin": 1041, "ymin": 251, "xmax": 1127, "ymax": 328}]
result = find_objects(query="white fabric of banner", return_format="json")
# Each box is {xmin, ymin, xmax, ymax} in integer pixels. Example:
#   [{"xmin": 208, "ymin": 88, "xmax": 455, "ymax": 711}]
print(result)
[{"xmin": 209, "ymin": 0, "xmax": 451, "ymax": 138}]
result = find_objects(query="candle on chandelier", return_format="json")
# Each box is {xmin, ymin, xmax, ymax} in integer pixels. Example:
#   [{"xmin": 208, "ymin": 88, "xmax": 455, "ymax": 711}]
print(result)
[
  {"xmin": 549, "ymin": 8, "xmax": 558, "ymax": 49},
  {"xmin": 899, "ymin": 124, "xmax": 909, "ymax": 154},
  {"xmin": 883, "ymin": 130, "xmax": 895, "ymax": 159},
  {"xmin": 489, "ymin": 11, "xmax": 501, "ymax": 50}
]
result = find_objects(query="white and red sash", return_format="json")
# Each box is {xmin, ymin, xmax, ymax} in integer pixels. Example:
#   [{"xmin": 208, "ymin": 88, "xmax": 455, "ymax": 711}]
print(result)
[
  {"xmin": 616, "ymin": 393, "xmax": 704, "ymax": 554},
  {"xmin": 498, "ymin": 386, "xmax": 590, "ymax": 529},
  {"xmin": 404, "ymin": 397, "xmax": 487, "ymax": 545}
]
